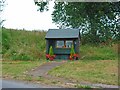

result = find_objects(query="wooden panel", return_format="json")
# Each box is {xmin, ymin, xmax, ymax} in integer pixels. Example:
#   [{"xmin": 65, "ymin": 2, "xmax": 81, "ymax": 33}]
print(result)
[
  {"xmin": 46, "ymin": 38, "xmax": 80, "ymax": 60},
  {"xmin": 55, "ymin": 54, "xmax": 69, "ymax": 60},
  {"xmin": 54, "ymin": 48, "xmax": 71, "ymax": 54}
]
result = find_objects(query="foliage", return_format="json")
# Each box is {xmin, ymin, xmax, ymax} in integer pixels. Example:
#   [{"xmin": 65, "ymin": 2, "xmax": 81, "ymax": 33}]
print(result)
[
  {"xmin": 35, "ymin": 1, "xmax": 49, "ymax": 12},
  {"xmin": 70, "ymin": 45, "xmax": 75, "ymax": 56},
  {"xmin": 11, "ymin": 53, "xmax": 32, "ymax": 61},
  {"xmin": 0, "ymin": 0, "xmax": 6, "ymax": 26},
  {"xmin": 2, "ymin": 28, "xmax": 11, "ymax": 54},
  {"xmin": 0, "ymin": 28, "xmax": 2, "ymax": 54},
  {"xmin": 46, "ymin": 46, "xmax": 56, "ymax": 60},
  {"xmin": 0, "ymin": 0, "xmax": 6, "ymax": 12},
  {"xmin": 80, "ymin": 44, "xmax": 118, "ymax": 60},
  {"xmin": 2, "ymin": 28, "xmax": 46, "ymax": 60},
  {"xmin": 2, "ymin": 28, "xmax": 117, "ymax": 61},
  {"xmin": 69, "ymin": 45, "xmax": 79, "ymax": 60},
  {"xmin": 52, "ymin": 2, "xmax": 120, "ymax": 45},
  {"xmin": 49, "ymin": 46, "xmax": 54, "ymax": 56},
  {"xmin": 35, "ymin": 2, "xmax": 120, "ymax": 45}
]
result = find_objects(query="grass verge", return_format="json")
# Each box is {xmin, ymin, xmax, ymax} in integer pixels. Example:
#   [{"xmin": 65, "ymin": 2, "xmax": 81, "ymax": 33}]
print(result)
[
  {"xmin": 48, "ymin": 60, "xmax": 118, "ymax": 85},
  {"xmin": 2, "ymin": 60, "xmax": 118, "ymax": 87},
  {"xmin": 2, "ymin": 60, "xmax": 45, "ymax": 80}
]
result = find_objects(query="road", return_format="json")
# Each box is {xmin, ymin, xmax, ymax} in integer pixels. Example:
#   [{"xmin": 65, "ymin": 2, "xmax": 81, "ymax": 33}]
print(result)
[
  {"xmin": 1, "ymin": 79, "xmax": 60, "ymax": 88},
  {"xmin": 1, "ymin": 79, "xmax": 119, "ymax": 89}
]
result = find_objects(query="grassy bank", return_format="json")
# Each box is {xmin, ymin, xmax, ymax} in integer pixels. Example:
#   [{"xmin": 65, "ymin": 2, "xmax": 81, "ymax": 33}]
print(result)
[
  {"xmin": 80, "ymin": 44, "xmax": 118, "ymax": 60},
  {"xmin": 2, "ymin": 28, "xmax": 118, "ymax": 61},
  {"xmin": 2, "ymin": 28, "xmax": 46, "ymax": 61}
]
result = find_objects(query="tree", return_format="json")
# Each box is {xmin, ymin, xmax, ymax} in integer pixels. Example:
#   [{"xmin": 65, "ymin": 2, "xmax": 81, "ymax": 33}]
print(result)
[
  {"xmin": 34, "ymin": 0, "xmax": 49, "ymax": 12},
  {"xmin": 0, "ymin": 0, "xmax": 6, "ymax": 27},
  {"xmin": 52, "ymin": 2, "xmax": 120, "ymax": 44},
  {"xmin": 35, "ymin": 1, "xmax": 120, "ymax": 44}
]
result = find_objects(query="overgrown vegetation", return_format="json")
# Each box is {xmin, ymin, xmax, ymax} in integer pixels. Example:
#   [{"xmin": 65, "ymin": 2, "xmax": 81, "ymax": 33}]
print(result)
[
  {"xmin": 2, "ymin": 28, "xmax": 118, "ymax": 61},
  {"xmin": 80, "ymin": 44, "xmax": 118, "ymax": 60},
  {"xmin": 2, "ymin": 28, "xmax": 46, "ymax": 60}
]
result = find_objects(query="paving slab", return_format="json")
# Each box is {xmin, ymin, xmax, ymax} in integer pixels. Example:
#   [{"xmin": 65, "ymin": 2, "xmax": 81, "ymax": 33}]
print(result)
[{"xmin": 28, "ymin": 61, "xmax": 66, "ymax": 77}]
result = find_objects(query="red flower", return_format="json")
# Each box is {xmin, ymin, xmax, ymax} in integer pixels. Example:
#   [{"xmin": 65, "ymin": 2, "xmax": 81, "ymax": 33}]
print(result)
[
  {"xmin": 49, "ymin": 57, "xmax": 54, "ymax": 61},
  {"xmin": 46, "ymin": 54, "xmax": 50, "ymax": 59},
  {"xmin": 46, "ymin": 54, "xmax": 56, "ymax": 61},
  {"xmin": 73, "ymin": 54, "xmax": 79, "ymax": 57},
  {"xmin": 69, "ymin": 54, "xmax": 79, "ymax": 60},
  {"xmin": 69, "ymin": 55, "xmax": 73, "ymax": 60}
]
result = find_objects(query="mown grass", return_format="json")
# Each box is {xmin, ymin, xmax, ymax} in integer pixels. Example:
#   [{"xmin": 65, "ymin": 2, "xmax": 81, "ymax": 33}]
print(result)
[
  {"xmin": 2, "ymin": 60, "xmax": 64, "ymax": 87},
  {"xmin": 48, "ymin": 60, "xmax": 118, "ymax": 85},
  {"xmin": 2, "ymin": 60, "xmax": 45, "ymax": 80}
]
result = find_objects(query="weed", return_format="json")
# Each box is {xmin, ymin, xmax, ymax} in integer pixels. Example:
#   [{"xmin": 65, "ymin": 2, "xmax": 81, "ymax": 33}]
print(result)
[
  {"xmin": 25, "ymin": 76, "xmax": 32, "ymax": 81},
  {"xmin": 75, "ymin": 84, "xmax": 92, "ymax": 89}
]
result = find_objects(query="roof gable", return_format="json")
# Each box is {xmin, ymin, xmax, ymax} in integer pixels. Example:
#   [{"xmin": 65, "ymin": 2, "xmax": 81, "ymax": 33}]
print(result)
[{"xmin": 45, "ymin": 29, "xmax": 80, "ymax": 39}]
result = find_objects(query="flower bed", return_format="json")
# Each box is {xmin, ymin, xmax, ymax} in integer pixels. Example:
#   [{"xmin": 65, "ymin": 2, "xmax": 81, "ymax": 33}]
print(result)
[
  {"xmin": 69, "ymin": 54, "xmax": 79, "ymax": 60},
  {"xmin": 46, "ymin": 54, "xmax": 56, "ymax": 61}
]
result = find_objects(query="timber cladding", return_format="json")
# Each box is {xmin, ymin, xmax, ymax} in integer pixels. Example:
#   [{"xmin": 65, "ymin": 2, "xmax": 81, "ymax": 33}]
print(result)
[{"xmin": 45, "ymin": 29, "xmax": 80, "ymax": 60}]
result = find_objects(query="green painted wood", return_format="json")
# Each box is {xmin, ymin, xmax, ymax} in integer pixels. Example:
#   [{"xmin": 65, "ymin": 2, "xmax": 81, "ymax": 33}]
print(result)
[
  {"xmin": 45, "ymin": 29, "xmax": 80, "ymax": 60},
  {"xmin": 54, "ymin": 48, "xmax": 71, "ymax": 54},
  {"xmin": 55, "ymin": 54, "xmax": 69, "ymax": 60},
  {"xmin": 45, "ymin": 29, "xmax": 80, "ymax": 39}
]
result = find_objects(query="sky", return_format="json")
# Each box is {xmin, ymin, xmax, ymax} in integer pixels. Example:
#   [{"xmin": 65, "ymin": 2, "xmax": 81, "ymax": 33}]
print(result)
[{"xmin": 2, "ymin": 0, "xmax": 58, "ymax": 31}]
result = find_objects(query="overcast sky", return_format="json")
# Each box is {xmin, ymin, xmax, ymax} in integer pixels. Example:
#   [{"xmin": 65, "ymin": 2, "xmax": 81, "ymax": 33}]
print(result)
[{"xmin": 2, "ymin": 0, "xmax": 58, "ymax": 31}]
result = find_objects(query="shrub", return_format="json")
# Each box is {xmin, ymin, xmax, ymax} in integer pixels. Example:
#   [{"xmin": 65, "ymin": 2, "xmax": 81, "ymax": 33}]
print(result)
[
  {"xmin": 46, "ymin": 46, "xmax": 56, "ymax": 61},
  {"xmin": 70, "ymin": 45, "xmax": 75, "ymax": 56},
  {"xmin": 49, "ymin": 46, "xmax": 54, "ymax": 56},
  {"xmin": 69, "ymin": 45, "xmax": 79, "ymax": 60}
]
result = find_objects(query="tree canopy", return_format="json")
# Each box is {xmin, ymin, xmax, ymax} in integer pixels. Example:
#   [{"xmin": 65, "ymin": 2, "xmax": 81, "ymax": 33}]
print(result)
[
  {"xmin": 35, "ymin": 1, "xmax": 120, "ymax": 45},
  {"xmin": 0, "ymin": 0, "xmax": 6, "ymax": 27}
]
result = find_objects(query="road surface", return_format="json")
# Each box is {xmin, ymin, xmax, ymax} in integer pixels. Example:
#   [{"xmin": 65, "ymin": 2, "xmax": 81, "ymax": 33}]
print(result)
[{"xmin": 1, "ymin": 79, "xmax": 60, "ymax": 88}]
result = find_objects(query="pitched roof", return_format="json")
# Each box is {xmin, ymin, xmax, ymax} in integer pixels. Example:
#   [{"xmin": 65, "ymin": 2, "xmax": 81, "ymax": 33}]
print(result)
[{"xmin": 45, "ymin": 29, "xmax": 80, "ymax": 39}]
